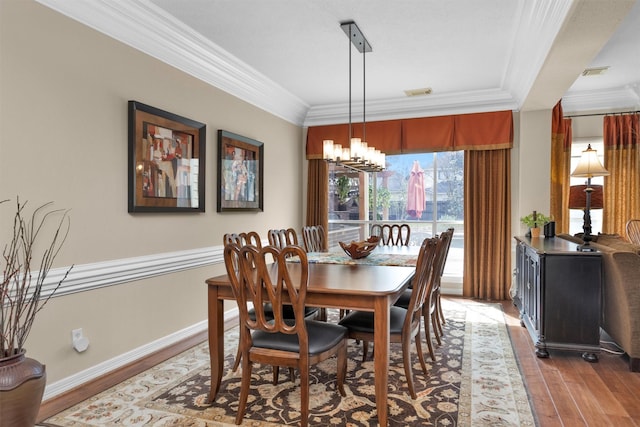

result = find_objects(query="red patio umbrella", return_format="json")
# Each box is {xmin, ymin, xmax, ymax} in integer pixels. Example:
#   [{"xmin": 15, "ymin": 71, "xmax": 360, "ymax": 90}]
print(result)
[{"xmin": 407, "ymin": 160, "xmax": 425, "ymax": 218}]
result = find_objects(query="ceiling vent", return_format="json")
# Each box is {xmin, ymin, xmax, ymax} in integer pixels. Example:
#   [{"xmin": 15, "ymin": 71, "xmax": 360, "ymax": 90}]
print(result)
[
  {"xmin": 582, "ymin": 66, "xmax": 609, "ymax": 76},
  {"xmin": 404, "ymin": 87, "xmax": 432, "ymax": 97}
]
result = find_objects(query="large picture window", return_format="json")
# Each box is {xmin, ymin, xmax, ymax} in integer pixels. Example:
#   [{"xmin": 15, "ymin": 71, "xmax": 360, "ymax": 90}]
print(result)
[{"xmin": 327, "ymin": 151, "xmax": 464, "ymax": 283}]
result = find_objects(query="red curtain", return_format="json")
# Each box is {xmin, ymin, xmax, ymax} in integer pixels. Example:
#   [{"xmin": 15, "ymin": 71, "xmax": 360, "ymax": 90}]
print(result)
[{"xmin": 306, "ymin": 110, "xmax": 513, "ymax": 158}]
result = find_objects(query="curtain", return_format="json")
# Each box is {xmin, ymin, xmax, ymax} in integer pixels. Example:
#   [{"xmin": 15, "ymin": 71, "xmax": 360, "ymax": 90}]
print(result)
[
  {"xmin": 463, "ymin": 149, "xmax": 511, "ymax": 300},
  {"xmin": 550, "ymin": 100, "xmax": 572, "ymax": 233},
  {"xmin": 306, "ymin": 159, "xmax": 329, "ymax": 234},
  {"xmin": 602, "ymin": 114, "xmax": 640, "ymax": 237},
  {"xmin": 306, "ymin": 110, "xmax": 513, "ymax": 158}
]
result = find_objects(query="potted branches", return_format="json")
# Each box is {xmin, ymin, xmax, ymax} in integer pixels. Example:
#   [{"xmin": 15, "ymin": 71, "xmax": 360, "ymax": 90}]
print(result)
[{"xmin": 1, "ymin": 198, "xmax": 72, "ymax": 426}]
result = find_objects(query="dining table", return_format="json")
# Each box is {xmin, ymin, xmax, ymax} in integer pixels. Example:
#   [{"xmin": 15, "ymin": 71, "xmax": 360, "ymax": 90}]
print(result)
[{"xmin": 205, "ymin": 255, "xmax": 417, "ymax": 426}]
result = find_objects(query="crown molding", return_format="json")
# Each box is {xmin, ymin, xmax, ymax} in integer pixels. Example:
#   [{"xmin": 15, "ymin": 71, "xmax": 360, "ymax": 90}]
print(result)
[
  {"xmin": 562, "ymin": 86, "xmax": 640, "ymax": 114},
  {"xmin": 36, "ymin": 0, "xmax": 310, "ymax": 125},
  {"xmin": 304, "ymin": 88, "xmax": 519, "ymax": 126},
  {"xmin": 502, "ymin": 0, "xmax": 574, "ymax": 106}
]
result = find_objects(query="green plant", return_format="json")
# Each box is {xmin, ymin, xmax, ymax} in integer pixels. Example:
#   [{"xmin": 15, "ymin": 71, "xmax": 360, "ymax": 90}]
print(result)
[
  {"xmin": 1, "ymin": 198, "xmax": 72, "ymax": 357},
  {"xmin": 520, "ymin": 211, "xmax": 551, "ymax": 229},
  {"xmin": 336, "ymin": 175, "xmax": 350, "ymax": 204}
]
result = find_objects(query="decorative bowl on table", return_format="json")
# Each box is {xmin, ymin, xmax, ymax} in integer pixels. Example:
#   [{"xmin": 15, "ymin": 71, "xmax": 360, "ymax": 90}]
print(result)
[{"xmin": 339, "ymin": 236, "xmax": 380, "ymax": 259}]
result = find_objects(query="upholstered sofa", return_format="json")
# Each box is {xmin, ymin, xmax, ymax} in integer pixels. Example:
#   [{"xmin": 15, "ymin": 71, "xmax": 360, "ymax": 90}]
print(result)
[{"xmin": 558, "ymin": 233, "xmax": 640, "ymax": 371}]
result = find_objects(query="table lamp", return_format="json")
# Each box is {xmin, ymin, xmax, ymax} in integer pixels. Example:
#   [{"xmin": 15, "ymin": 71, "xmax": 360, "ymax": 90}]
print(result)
[{"xmin": 570, "ymin": 144, "xmax": 609, "ymax": 251}]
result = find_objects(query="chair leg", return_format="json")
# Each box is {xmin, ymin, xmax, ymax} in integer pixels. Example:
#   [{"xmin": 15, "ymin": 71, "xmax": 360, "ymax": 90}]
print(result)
[
  {"xmin": 402, "ymin": 335, "xmax": 417, "ymax": 399},
  {"xmin": 422, "ymin": 306, "xmax": 436, "ymax": 361},
  {"xmin": 414, "ymin": 327, "xmax": 429, "ymax": 375},
  {"xmin": 337, "ymin": 342, "xmax": 347, "ymax": 396},
  {"xmin": 232, "ymin": 346, "xmax": 241, "ymax": 372},
  {"xmin": 432, "ymin": 310, "xmax": 442, "ymax": 346},
  {"xmin": 272, "ymin": 366, "xmax": 280, "ymax": 385},
  {"xmin": 300, "ymin": 365, "xmax": 310, "ymax": 427},
  {"xmin": 362, "ymin": 340, "xmax": 369, "ymax": 362},
  {"xmin": 437, "ymin": 290, "xmax": 446, "ymax": 325},
  {"xmin": 236, "ymin": 357, "xmax": 252, "ymax": 425}
]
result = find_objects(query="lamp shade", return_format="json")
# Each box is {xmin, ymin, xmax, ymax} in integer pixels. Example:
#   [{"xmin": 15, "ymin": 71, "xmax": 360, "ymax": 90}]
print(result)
[
  {"xmin": 569, "ymin": 185, "xmax": 603, "ymax": 209},
  {"xmin": 571, "ymin": 144, "xmax": 610, "ymax": 178}
]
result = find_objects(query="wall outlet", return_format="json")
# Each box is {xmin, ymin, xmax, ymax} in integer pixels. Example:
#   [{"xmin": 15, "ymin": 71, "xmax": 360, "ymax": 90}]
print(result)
[{"xmin": 71, "ymin": 328, "xmax": 83, "ymax": 342}]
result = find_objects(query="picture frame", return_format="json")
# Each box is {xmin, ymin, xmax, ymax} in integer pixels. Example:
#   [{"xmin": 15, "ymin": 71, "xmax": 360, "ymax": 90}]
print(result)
[
  {"xmin": 217, "ymin": 130, "xmax": 264, "ymax": 212},
  {"xmin": 128, "ymin": 101, "xmax": 206, "ymax": 213}
]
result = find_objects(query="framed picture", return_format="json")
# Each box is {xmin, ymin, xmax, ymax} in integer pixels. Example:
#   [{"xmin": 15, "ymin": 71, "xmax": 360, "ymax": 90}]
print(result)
[
  {"xmin": 217, "ymin": 130, "xmax": 264, "ymax": 212},
  {"xmin": 128, "ymin": 101, "xmax": 206, "ymax": 213}
]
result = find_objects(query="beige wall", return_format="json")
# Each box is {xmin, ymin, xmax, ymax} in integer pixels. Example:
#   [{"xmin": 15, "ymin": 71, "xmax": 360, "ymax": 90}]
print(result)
[{"xmin": 1, "ymin": 0, "xmax": 302, "ymax": 385}]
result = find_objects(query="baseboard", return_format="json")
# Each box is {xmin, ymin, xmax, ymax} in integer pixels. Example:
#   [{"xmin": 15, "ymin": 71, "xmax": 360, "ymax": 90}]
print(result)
[{"xmin": 37, "ymin": 309, "xmax": 240, "ymax": 422}]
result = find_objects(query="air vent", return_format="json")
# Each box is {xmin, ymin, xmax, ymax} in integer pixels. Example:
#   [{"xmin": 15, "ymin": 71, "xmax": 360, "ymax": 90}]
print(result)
[
  {"xmin": 582, "ymin": 66, "xmax": 609, "ymax": 76},
  {"xmin": 404, "ymin": 87, "xmax": 432, "ymax": 97}
]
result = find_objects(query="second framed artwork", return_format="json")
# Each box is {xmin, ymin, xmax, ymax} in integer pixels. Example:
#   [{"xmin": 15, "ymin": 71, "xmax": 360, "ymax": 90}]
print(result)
[{"xmin": 217, "ymin": 130, "xmax": 264, "ymax": 212}]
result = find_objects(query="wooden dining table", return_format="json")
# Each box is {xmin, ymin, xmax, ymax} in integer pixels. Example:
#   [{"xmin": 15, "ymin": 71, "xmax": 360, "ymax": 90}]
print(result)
[{"xmin": 205, "ymin": 261, "xmax": 416, "ymax": 426}]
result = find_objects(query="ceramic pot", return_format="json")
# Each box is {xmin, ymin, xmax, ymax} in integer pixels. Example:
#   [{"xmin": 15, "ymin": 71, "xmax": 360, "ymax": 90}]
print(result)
[
  {"xmin": 0, "ymin": 350, "xmax": 46, "ymax": 427},
  {"xmin": 530, "ymin": 227, "xmax": 542, "ymax": 238}
]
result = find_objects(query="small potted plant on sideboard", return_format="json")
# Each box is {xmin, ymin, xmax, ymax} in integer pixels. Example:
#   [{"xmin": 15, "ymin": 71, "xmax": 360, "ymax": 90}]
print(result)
[{"xmin": 520, "ymin": 211, "xmax": 551, "ymax": 238}]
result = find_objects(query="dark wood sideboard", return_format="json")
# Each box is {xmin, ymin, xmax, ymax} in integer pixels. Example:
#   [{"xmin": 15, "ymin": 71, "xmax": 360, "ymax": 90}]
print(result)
[{"xmin": 513, "ymin": 236, "xmax": 603, "ymax": 362}]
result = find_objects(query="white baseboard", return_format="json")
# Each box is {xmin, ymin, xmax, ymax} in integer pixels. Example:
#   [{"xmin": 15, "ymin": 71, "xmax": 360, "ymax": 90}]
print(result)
[{"xmin": 43, "ymin": 307, "xmax": 239, "ymax": 401}]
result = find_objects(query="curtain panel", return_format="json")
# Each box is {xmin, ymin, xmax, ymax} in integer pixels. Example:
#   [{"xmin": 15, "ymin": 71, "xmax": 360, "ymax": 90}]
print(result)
[
  {"xmin": 306, "ymin": 159, "xmax": 329, "ymax": 232},
  {"xmin": 306, "ymin": 110, "xmax": 513, "ymax": 158},
  {"xmin": 603, "ymin": 114, "xmax": 640, "ymax": 237},
  {"xmin": 550, "ymin": 100, "xmax": 572, "ymax": 233},
  {"xmin": 463, "ymin": 149, "xmax": 512, "ymax": 300}
]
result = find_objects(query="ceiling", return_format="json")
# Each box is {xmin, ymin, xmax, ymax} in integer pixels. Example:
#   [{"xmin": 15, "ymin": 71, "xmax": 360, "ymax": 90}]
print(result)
[{"xmin": 38, "ymin": 0, "xmax": 640, "ymax": 126}]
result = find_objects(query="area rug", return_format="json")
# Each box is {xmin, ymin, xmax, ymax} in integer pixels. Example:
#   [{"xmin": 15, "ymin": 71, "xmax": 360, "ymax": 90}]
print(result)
[{"xmin": 42, "ymin": 299, "xmax": 535, "ymax": 426}]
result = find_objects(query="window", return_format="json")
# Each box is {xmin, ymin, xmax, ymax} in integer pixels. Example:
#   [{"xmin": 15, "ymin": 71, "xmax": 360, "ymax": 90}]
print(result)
[{"xmin": 327, "ymin": 151, "xmax": 464, "ymax": 283}]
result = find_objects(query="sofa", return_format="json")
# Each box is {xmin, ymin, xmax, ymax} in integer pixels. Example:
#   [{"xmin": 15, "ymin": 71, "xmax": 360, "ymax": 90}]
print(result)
[{"xmin": 558, "ymin": 233, "xmax": 640, "ymax": 371}]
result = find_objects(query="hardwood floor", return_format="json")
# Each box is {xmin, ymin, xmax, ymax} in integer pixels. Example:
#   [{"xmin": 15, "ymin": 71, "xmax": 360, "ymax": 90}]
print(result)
[
  {"xmin": 38, "ymin": 298, "xmax": 640, "ymax": 426},
  {"xmin": 501, "ymin": 300, "xmax": 640, "ymax": 427}
]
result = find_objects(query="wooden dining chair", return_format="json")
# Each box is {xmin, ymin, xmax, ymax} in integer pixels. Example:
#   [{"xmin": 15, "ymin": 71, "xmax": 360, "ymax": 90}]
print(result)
[
  {"xmin": 338, "ymin": 236, "xmax": 440, "ymax": 399},
  {"xmin": 302, "ymin": 225, "xmax": 327, "ymax": 252},
  {"xmin": 432, "ymin": 228, "xmax": 454, "ymax": 336},
  {"xmin": 626, "ymin": 219, "xmax": 640, "ymax": 245},
  {"xmin": 378, "ymin": 224, "xmax": 411, "ymax": 246},
  {"xmin": 267, "ymin": 228, "xmax": 299, "ymax": 248},
  {"xmin": 224, "ymin": 244, "xmax": 348, "ymax": 427},
  {"xmin": 224, "ymin": 232, "xmax": 318, "ymax": 372},
  {"xmin": 394, "ymin": 229, "xmax": 452, "ymax": 360}
]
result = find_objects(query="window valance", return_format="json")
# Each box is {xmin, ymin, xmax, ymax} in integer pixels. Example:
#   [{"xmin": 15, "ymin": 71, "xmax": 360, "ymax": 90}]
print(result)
[{"xmin": 306, "ymin": 110, "xmax": 513, "ymax": 159}]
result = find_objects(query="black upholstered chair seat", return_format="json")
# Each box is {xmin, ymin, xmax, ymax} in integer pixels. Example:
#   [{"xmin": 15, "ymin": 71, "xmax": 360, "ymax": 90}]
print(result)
[
  {"xmin": 394, "ymin": 289, "xmax": 412, "ymax": 309},
  {"xmin": 252, "ymin": 320, "xmax": 347, "ymax": 354},
  {"xmin": 338, "ymin": 306, "xmax": 408, "ymax": 334}
]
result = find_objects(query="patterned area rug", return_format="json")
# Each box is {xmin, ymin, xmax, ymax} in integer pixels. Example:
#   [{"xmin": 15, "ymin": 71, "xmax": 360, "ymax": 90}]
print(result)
[{"xmin": 43, "ymin": 299, "xmax": 535, "ymax": 426}]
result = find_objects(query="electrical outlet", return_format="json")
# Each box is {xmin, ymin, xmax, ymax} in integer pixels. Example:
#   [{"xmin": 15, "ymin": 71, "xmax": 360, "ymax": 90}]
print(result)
[{"xmin": 71, "ymin": 328, "xmax": 83, "ymax": 342}]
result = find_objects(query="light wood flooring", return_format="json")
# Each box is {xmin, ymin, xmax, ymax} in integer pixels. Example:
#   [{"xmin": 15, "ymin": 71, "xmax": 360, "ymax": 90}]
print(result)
[
  {"xmin": 501, "ymin": 299, "xmax": 640, "ymax": 427},
  {"xmin": 38, "ymin": 298, "xmax": 640, "ymax": 426}
]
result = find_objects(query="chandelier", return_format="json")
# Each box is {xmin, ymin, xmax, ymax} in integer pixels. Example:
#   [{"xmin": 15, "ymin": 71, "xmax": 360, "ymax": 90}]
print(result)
[{"xmin": 322, "ymin": 21, "xmax": 385, "ymax": 172}]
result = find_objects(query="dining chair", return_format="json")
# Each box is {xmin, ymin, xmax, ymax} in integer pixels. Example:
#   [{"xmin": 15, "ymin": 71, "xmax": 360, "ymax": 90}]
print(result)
[
  {"xmin": 268, "ymin": 228, "xmax": 322, "ymax": 320},
  {"xmin": 224, "ymin": 232, "xmax": 318, "ymax": 372},
  {"xmin": 302, "ymin": 225, "xmax": 327, "ymax": 252},
  {"xmin": 432, "ymin": 228, "xmax": 454, "ymax": 336},
  {"xmin": 394, "ymin": 229, "xmax": 452, "ymax": 360},
  {"xmin": 224, "ymin": 243, "xmax": 348, "ymax": 427},
  {"xmin": 223, "ymin": 231, "xmax": 263, "ymax": 248},
  {"xmin": 338, "ymin": 236, "xmax": 440, "ymax": 399},
  {"xmin": 267, "ymin": 228, "xmax": 299, "ymax": 248},
  {"xmin": 626, "ymin": 219, "xmax": 640, "ymax": 245},
  {"xmin": 376, "ymin": 224, "xmax": 411, "ymax": 246}
]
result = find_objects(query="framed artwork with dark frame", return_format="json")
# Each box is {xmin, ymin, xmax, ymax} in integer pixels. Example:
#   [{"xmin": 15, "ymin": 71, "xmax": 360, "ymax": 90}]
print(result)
[
  {"xmin": 217, "ymin": 130, "xmax": 264, "ymax": 212},
  {"xmin": 128, "ymin": 101, "xmax": 206, "ymax": 213}
]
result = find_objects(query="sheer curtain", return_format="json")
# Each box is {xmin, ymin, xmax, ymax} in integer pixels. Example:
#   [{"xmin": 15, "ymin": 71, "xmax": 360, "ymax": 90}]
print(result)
[
  {"xmin": 463, "ymin": 149, "xmax": 511, "ymax": 300},
  {"xmin": 603, "ymin": 113, "xmax": 640, "ymax": 237}
]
